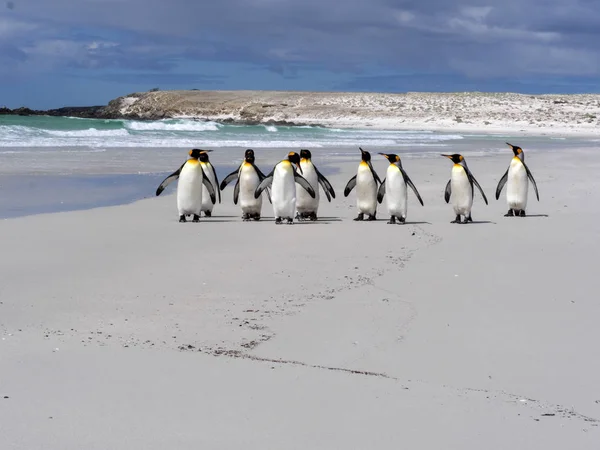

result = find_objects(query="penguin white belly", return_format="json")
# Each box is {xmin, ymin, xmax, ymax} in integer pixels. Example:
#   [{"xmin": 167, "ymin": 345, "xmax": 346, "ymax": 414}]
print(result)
[
  {"xmin": 451, "ymin": 165, "xmax": 472, "ymax": 216},
  {"xmin": 271, "ymin": 163, "xmax": 296, "ymax": 219},
  {"xmin": 200, "ymin": 162, "xmax": 217, "ymax": 212},
  {"xmin": 356, "ymin": 163, "xmax": 377, "ymax": 215},
  {"xmin": 239, "ymin": 164, "xmax": 262, "ymax": 214},
  {"xmin": 507, "ymin": 158, "xmax": 528, "ymax": 210},
  {"xmin": 177, "ymin": 161, "xmax": 203, "ymax": 216},
  {"xmin": 296, "ymin": 161, "xmax": 319, "ymax": 213},
  {"xmin": 386, "ymin": 166, "xmax": 408, "ymax": 218}
]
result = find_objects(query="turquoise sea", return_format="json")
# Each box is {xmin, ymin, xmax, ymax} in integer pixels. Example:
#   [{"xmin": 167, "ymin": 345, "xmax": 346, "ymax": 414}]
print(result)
[{"xmin": 0, "ymin": 115, "xmax": 596, "ymax": 218}]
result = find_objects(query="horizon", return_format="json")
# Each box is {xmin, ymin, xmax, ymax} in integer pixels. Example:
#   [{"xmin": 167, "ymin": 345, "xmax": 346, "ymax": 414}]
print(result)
[
  {"xmin": 1, "ymin": 1, "xmax": 599, "ymax": 109},
  {"xmin": 4, "ymin": 87, "xmax": 600, "ymax": 110}
]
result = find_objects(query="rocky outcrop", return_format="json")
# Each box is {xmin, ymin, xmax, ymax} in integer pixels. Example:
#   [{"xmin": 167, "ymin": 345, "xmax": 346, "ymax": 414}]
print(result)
[{"xmin": 0, "ymin": 105, "xmax": 107, "ymax": 118}]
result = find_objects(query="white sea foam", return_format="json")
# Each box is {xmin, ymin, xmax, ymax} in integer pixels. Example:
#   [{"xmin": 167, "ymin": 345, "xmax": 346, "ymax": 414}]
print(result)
[
  {"xmin": 125, "ymin": 120, "xmax": 221, "ymax": 132},
  {"xmin": 0, "ymin": 118, "xmax": 467, "ymax": 148},
  {"xmin": 45, "ymin": 128, "xmax": 130, "ymax": 137}
]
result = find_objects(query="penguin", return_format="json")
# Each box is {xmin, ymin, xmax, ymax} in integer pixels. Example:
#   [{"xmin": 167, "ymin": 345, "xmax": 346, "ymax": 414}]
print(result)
[
  {"xmin": 495, "ymin": 143, "xmax": 539, "ymax": 217},
  {"xmin": 441, "ymin": 154, "xmax": 488, "ymax": 224},
  {"xmin": 199, "ymin": 150, "xmax": 220, "ymax": 217},
  {"xmin": 296, "ymin": 149, "xmax": 336, "ymax": 221},
  {"xmin": 220, "ymin": 149, "xmax": 271, "ymax": 221},
  {"xmin": 376, "ymin": 153, "xmax": 424, "ymax": 224},
  {"xmin": 155, "ymin": 149, "xmax": 216, "ymax": 223},
  {"xmin": 254, "ymin": 151, "xmax": 316, "ymax": 224},
  {"xmin": 344, "ymin": 147, "xmax": 381, "ymax": 221}
]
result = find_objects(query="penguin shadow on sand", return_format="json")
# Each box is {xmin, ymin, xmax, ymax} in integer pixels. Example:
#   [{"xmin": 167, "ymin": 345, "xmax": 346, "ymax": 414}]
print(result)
[
  {"xmin": 260, "ymin": 215, "xmax": 343, "ymax": 225},
  {"xmin": 196, "ymin": 216, "xmax": 239, "ymax": 223}
]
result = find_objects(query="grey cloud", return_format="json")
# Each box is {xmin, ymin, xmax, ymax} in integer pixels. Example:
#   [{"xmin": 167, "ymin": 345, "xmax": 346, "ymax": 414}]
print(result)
[{"xmin": 2, "ymin": 1, "xmax": 600, "ymax": 82}]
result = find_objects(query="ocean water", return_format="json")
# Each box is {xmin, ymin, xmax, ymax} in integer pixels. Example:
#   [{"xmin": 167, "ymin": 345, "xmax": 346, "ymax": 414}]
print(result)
[
  {"xmin": 0, "ymin": 115, "xmax": 596, "ymax": 218},
  {"xmin": 0, "ymin": 114, "xmax": 470, "ymax": 148}
]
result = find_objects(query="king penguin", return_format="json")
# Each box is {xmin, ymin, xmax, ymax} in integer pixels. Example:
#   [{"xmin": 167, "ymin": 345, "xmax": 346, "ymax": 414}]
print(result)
[
  {"xmin": 254, "ymin": 151, "xmax": 316, "ymax": 224},
  {"xmin": 495, "ymin": 143, "xmax": 539, "ymax": 217},
  {"xmin": 344, "ymin": 147, "xmax": 381, "ymax": 221},
  {"xmin": 155, "ymin": 149, "xmax": 216, "ymax": 222},
  {"xmin": 220, "ymin": 149, "xmax": 271, "ymax": 221},
  {"xmin": 199, "ymin": 150, "xmax": 220, "ymax": 217},
  {"xmin": 377, "ymin": 153, "xmax": 424, "ymax": 224},
  {"xmin": 442, "ymin": 154, "xmax": 488, "ymax": 224},
  {"xmin": 296, "ymin": 149, "xmax": 336, "ymax": 221}
]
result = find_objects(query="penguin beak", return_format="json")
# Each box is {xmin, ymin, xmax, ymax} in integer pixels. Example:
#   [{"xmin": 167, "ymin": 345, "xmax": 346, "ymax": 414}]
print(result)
[
  {"xmin": 441, "ymin": 154, "xmax": 453, "ymax": 159},
  {"xmin": 378, "ymin": 153, "xmax": 390, "ymax": 159}
]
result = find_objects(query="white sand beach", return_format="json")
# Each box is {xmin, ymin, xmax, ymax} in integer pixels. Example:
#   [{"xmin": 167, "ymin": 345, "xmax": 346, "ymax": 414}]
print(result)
[{"xmin": 1, "ymin": 143, "xmax": 599, "ymax": 449}]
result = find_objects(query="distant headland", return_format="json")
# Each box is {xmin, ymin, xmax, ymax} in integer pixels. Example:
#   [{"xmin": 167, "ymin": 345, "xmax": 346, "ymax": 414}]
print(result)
[{"xmin": 2, "ymin": 90, "xmax": 599, "ymax": 135}]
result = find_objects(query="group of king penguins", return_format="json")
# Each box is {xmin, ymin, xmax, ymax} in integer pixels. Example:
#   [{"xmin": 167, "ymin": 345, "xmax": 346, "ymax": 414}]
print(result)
[{"xmin": 155, "ymin": 142, "xmax": 539, "ymax": 225}]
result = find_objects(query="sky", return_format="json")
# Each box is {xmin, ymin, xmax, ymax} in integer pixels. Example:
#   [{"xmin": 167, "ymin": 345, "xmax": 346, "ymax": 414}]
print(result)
[{"xmin": 1, "ymin": 0, "xmax": 599, "ymax": 109}]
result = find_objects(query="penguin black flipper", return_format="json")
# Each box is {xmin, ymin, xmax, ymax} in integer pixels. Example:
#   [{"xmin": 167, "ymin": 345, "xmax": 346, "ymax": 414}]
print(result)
[
  {"xmin": 344, "ymin": 175, "xmax": 357, "ymax": 197},
  {"xmin": 201, "ymin": 167, "xmax": 217, "ymax": 204},
  {"xmin": 522, "ymin": 162, "xmax": 540, "ymax": 201},
  {"xmin": 294, "ymin": 172, "xmax": 316, "ymax": 198},
  {"xmin": 233, "ymin": 178, "xmax": 240, "ymax": 205},
  {"xmin": 368, "ymin": 161, "xmax": 382, "ymax": 185},
  {"xmin": 314, "ymin": 166, "xmax": 336, "ymax": 200},
  {"xmin": 208, "ymin": 162, "xmax": 221, "ymax": 203},
  {"xmin": 253, "ymin": 164, "xmax": 269, "ymax": 181},
  {"xmin": 220, "ymin": 167, "xmax": 240, "ymax": 191},
  {"xmin": 251, "ymin": 164, "xmax": 272, "ymax": 203},
  {"xmin": 467, "ymin": 170, "xmax": 488, "ymax": 205},
  {"xmin": 254, "ymin": 170, "xmax": 274, "ymax": 199},
  {"xmin": 400, "ymin": 168, "xmax": 424, "ymax": 206},
  {"xmin": 495, "ymin": 167, "xmax": 509, "ymax": 200},
  {"xmin": 156, "ymin": 161, "xmax": 186, "ymax": 196},
  {"xmin": 377, "ymin": 178, "xmax": 386, "ymax": 204},
  {"xmin": 444, "ymin": 179, "xmax": 452, "ymax": 203}
]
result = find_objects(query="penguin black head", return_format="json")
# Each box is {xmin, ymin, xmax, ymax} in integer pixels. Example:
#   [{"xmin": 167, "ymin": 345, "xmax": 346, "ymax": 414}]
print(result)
[
  {"xmin": 244, "ymin": 149, "xmax": 255, "ymax": 163},
  {"xmin": 359, "ymin": 147, "xmax": 371, "ymax": 162},
  {"xmin": 379, "ymin": 153, "xmax": 400, "ymax": 164},
  {"xmin": 198, "ymin": 150, "xmax": 212, "ymax": 162},
  {"xmin": 189, "ymin": 148, "xmax": 212, "ymax": 159},
  {"xmin": 300, "ymin": 149, "xmax": 312, "ymax": 160},
  {"xmin": 287, "ymin": 151, "xmax": 302, "ymax": 173},
  {"xmin": 506, "ymin": 142, "xmax": 523, "ymax": 156},
  {"xmin": 442, "ymin": 154, "xmax": 464, "ymax": 164}
]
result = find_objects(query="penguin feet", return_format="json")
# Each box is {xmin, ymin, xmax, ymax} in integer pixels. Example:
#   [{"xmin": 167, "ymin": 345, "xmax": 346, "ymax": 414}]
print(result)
[
  {"xmin": 286, "ymin": 218, "xmax": 294, "ymax": 225},
  {"xmin": 179, "ymin": 215, "xmax": 187, "ymax": 223},
  {"xmin": 465, "ymin": 215, "xmax": 473, "ymax": 223},
  {"xmin": 309, "ymin": 212, "xmax": 317, "ymax": 221},
  {"xmin": 252, "ymin": 214, "xmax": 261, "ymax": 221},
  {"xmin": 275, "ymin": 217, "xmax": 283, "ymax": 225},
  {"xmin": 203, "ymin": 210, "xmax": 212, "ymax": 218},
  {"xmin": 354, "ymin": 213, "xmax": 364, "ymax": 221},
  {"xmin": 192, "ymin": 214, "xmax": 200, "ymax": 223},
  {"xmin": 242, "ymin": 213, "xmax": 251, "ymax": 222},
  {"xmin": 387, "ymin": 216, "xmax": 396, "ymax": 224},
  {"xmin": 451, "ymin": 215, "xmax": 461, "ymax": 224},
  {"xmin": 518, "ymin": 210, "xmax": 526, "ymax": 217},
  {"xmin": 366, "ymin": 214, "xmax": 377, "ymax": 221},
  {"xmin": 504, "ymin": 209, "xmax": 514, "ymax": 217},
  {"xmin": 399, "ymin": 216, "xmax": 406, "ymax": 225}
]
